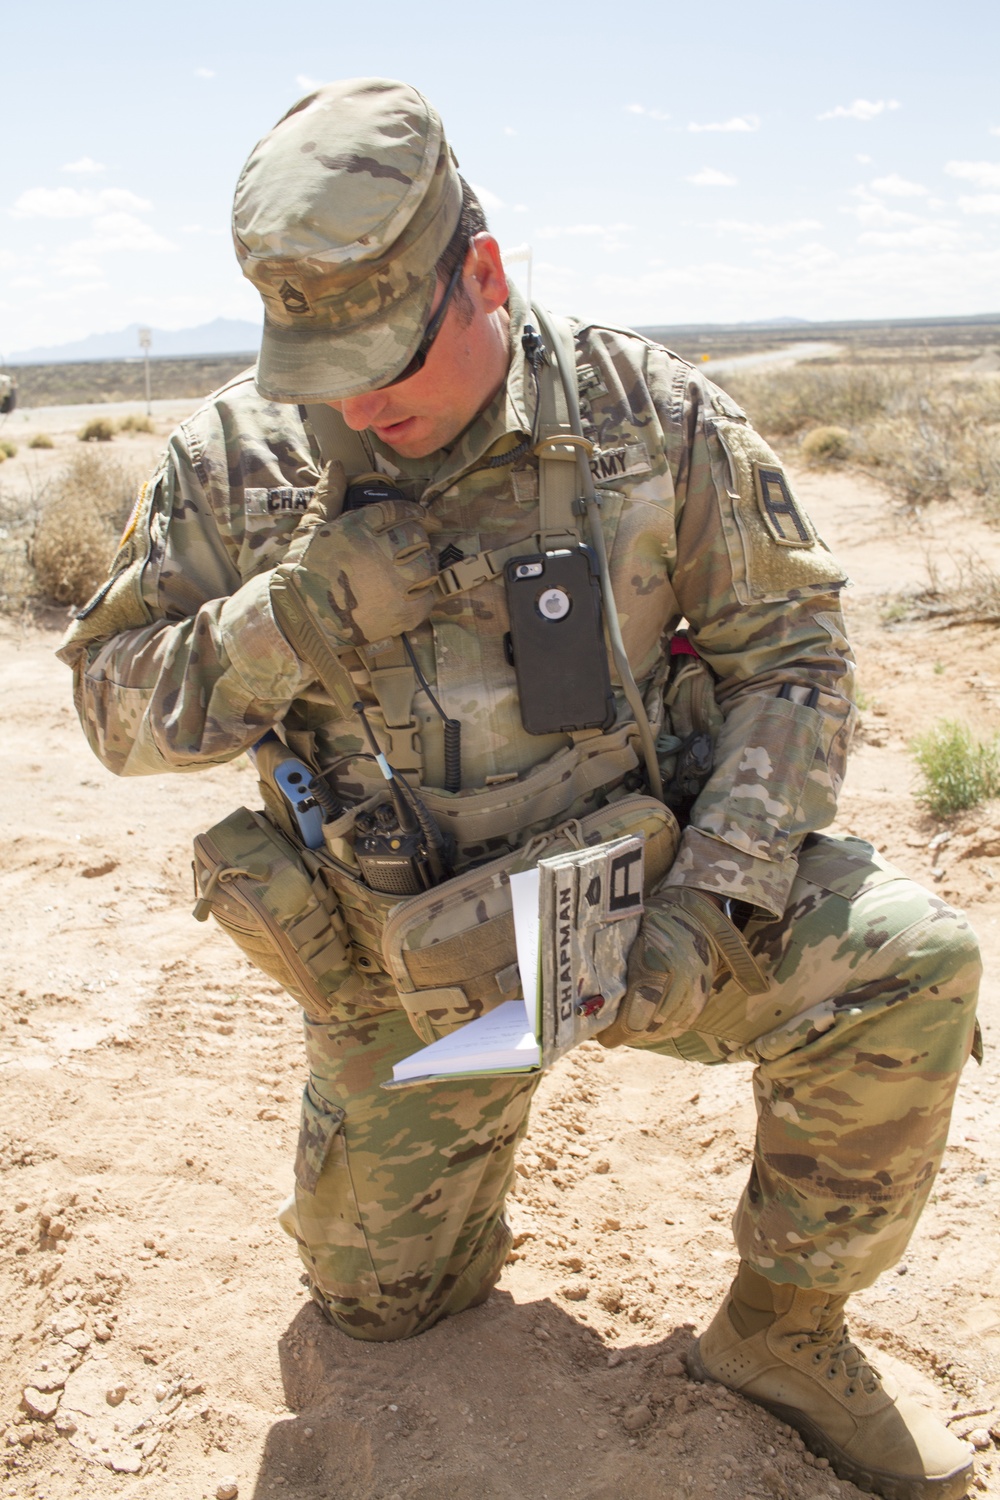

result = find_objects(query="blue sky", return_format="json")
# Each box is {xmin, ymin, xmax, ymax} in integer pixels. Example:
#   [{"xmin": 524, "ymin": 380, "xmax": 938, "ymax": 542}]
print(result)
[{"xmin": 2, "ymin": 0, "xmax": 999, "ymax": 354}]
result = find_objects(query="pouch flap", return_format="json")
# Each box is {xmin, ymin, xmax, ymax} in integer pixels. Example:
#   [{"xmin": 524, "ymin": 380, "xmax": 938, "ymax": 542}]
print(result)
[{"xmin": 295, "ymin": 1087, "xmax": 346, "ymax": 1195}]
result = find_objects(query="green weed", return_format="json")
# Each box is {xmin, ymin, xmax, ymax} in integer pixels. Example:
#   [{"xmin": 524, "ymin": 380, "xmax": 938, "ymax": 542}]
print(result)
[{"xmin": 910, "ymin": 719, "xmax": 1000, "ymax": 817}]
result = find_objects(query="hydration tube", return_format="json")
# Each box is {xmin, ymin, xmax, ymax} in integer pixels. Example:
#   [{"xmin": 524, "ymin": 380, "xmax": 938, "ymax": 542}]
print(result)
[{"xmin": 531, "ymin": 304, "xmax": 664, "ymax": 804}]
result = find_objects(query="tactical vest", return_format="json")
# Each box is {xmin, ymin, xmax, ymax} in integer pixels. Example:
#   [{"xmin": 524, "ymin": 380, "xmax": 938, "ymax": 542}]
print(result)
[
  {"xmin": 262, "ymin": 309, "xmax": 719, "ymax": 854},
  {"xmin": 193, "ymin": 313, "xmax": 720, "ymax": 1033}
]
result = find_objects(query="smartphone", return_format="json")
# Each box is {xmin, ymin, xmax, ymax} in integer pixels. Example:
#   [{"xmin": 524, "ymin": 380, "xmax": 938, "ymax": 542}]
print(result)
[{"xmin": 504, "ymin": 547, "xmax": 615, "ymax": 735}]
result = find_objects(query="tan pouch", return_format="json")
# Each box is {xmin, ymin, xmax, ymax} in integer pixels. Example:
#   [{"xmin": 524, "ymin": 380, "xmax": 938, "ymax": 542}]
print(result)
[
  {"xmin": 192, "ymin": 807, "xmax": 365, "ymax": 1020},
  {"xmin": 377, "ymin": 794, "xmax": 681, "ymax": 1044}
]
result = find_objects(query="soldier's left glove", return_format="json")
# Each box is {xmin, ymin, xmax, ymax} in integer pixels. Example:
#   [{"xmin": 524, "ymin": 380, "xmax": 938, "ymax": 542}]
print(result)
[
  {"xmin": 270, "ymin": 460, "xmax": 439, "ymax": 657},
  {"xmin": 597, "ymin": 888, "xmax": 767, "ymax": 1048}
]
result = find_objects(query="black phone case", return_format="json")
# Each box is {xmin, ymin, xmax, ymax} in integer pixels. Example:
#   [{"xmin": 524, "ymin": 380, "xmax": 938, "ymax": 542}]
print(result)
[{"xmin": 504, "ymin": 548, "xmax": 615, "ymax": 735}]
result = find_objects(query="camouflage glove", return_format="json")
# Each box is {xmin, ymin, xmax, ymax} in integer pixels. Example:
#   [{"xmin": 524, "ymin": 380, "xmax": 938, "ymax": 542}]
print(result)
[
  {"xmin": 270, "ymin": 460, "xmax": 439, "ymax": 656},
  {"xmin": 598, "ymin": 887, "xmax": 767, "ymax": 1048}
]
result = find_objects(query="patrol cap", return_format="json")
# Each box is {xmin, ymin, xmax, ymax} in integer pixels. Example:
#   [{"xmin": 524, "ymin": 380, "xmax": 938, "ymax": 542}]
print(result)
[{"xmin": 232, "ymin": 78, "xmax": 463, "ymax": 402}]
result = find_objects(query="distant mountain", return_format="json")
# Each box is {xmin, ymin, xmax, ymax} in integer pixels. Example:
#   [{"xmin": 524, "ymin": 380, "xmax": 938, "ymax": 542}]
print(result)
[{"xmin": 8, "ymin": 317, "xmax": 262, "ymax": 365}]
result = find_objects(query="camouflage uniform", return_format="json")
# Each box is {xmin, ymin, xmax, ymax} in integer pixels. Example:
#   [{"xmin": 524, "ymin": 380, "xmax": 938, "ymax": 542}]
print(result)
[{"xmin": 59, "ymin": 285, "xmax": 980, "ymax": 1341}]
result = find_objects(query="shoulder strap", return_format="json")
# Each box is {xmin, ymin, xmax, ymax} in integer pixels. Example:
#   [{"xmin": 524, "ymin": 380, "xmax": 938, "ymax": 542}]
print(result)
[
  {"xmin": 533, "ymin": 323, "xmax": 588, "ymax": 549},
  {"xmin": 300, "ymin": 402, "xmax": 375, "ymax": 474}
]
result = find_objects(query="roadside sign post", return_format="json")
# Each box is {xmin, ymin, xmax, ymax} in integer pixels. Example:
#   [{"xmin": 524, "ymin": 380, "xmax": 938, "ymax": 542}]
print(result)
[{"xmin": 138, "ymin": 327, "xmax": 152, "ymax": 417}]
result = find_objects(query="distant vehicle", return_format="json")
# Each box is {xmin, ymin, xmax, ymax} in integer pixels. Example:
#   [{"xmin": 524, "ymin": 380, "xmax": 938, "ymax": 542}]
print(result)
[{"xmin": 0, "ymin": 372, "xmax": 16, "ymax": 414}]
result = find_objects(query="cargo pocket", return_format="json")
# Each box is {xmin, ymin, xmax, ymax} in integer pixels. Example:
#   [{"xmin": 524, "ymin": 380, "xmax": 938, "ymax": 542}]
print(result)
[{"xmin": 293, "ymin": 1084, "xmax": 382, "ymax": 1304}]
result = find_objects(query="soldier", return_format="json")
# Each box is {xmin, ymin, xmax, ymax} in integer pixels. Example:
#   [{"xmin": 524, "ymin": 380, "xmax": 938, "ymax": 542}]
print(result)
[{"xmin": 59, "ymin": 79, "xmax": 980, "ymax": 1500}]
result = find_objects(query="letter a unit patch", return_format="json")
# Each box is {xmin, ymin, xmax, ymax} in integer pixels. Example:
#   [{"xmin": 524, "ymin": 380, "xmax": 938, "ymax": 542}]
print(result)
[{"xmin": 753, "ymin": 464, "xmax": 814, "ymax": 548}]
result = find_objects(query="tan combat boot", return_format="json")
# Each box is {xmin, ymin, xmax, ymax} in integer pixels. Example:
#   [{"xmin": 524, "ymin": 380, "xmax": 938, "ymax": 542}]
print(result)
[{"xmin": 686, "ymin": 1263, "xmax": 973, "ymax": 1500}]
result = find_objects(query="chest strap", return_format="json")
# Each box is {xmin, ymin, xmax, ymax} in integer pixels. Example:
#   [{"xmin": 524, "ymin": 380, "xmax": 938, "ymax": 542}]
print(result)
[{"xmin": 299, "ymin": 335, "xmax": 601, "ymax": 784}]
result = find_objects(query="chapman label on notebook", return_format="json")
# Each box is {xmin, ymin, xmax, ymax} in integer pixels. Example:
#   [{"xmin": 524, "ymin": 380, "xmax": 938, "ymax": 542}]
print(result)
[{"xmin": 385, "ymin": 834, "xmax": 644, "ymax": 1087}]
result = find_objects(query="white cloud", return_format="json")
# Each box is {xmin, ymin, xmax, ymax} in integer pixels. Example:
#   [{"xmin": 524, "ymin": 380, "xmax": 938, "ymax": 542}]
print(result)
[
  {"xmin": 869, "ymin": 173, "xmax": 928, "ymax": 197},
  {"xmin": 946, "ymin": 159, "xmax": 1000, "ymax": 189},
  {"xmin": 685, "ymin": 168, "xmax": 737, "ymax": 187},
  {"xmin": 990, "ymin": 127, "xmax": 1000, "ymax": 137},
  {"xmin": 625, "ymin": 103, "xmax": 670, "ymax": 122},
  {"xmin": 856, "ymin": 153, "xmax": 873, "ymax": 164},
  {"xmin": 581, "ymin": 235, "xmax": 1000, "ymax": 328},
  {"xmin": 504, "ymin": 126, "xmax": 517, "ymax": 137},
  {"xmin": 11, "ymin": 186, "xmax": 152, "ymax": 219},
  {"xmin": 69, "ymin": 213, "xmax": 175, "ymax": 254},
  {"xmin": 470, "ymin": 182, "xmax": 504, "ymax": 213},
  {"xmin": 688, "ymin": 115, "xmax": 759, "ymax": 133},
  {"xmin": 536, "ymin": 222, "xmax": 633, "ymax": 239},
  {"xmin": 194, "ymin": 67, "xmax": 215, "ymax": 79},
  {"xmin": 958, "ymin": 194, "xmax": 1000, "ymax": 214},
  {"xmin": 858, "ymin": 224, "xmax": 963, "ymax": 249},
  {"xmin": 708, "ymin": 218, "xmax": 823, "ymax": 241},
  {"xmin": 844, "ymin": 198, "xmax": 923, "ymax": 228},
  {"xmin": 62, "ymin": 156, "xmax": 106, "ymax": 175},
  {"xmin": 295, "ymin": 74, "xmax": 324, "ymax": 93},
  {"xmin": 818, "ymin": 98, "xmax": 900, "ymax": 122}
]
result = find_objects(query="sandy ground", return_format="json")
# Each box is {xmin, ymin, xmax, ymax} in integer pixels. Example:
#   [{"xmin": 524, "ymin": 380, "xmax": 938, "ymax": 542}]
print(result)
[{"xmin": 3, "ymin": 447, "xmax": 1000, "ymax": 1500}]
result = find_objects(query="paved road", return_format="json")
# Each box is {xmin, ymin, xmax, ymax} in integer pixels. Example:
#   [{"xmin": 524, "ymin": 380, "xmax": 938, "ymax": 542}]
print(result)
[
  {"xmin": 695, "ymin": 340, "xmax": 842, "ymax": 377},
  {"xmin": 1, "ymin": 395, "xmax": 203, "ymax": 438}
]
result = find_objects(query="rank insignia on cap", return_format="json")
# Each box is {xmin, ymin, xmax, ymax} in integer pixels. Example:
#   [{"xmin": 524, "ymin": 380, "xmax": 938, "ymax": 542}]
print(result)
[
  {"xmin": 753, "ymin": 464, "xmax": 814, "ymax": 548},
  {"xmin": 279, "ymin": 279, "xmax": 310, "ymax": 314}
]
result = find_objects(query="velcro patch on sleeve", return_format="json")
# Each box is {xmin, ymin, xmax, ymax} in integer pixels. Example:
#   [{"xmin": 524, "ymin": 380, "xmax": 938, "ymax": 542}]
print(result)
[
  {"xmin": 714, "ymin": 422, "xmax": 847, "ymax": 603},
  {"xmin": 753, "ymin": 464, "xmax": 814, "ymax": 547}
]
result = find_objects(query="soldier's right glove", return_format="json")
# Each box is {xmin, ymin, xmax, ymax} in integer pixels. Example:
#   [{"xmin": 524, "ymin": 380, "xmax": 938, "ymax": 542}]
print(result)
[
  {"xmin": 270, "ymin": 460, "xmax": 439, "ymax": 660},
  {"xmin": 597, "ymin": 887, "xmax": 767, "ymax": 1048}
]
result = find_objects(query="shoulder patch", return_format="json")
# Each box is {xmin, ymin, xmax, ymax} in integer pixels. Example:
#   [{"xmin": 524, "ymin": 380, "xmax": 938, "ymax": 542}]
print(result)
[
  {"xmin": 713, "ymin": 421, "xmax": 846, "ymax": 604},
  {"xmin": 753, "ymin": 464, "xmax": 813, "ymax": 547},
  {"xmin": 116, "ymin": 480, "xmax": 150, "ymax": 551}
]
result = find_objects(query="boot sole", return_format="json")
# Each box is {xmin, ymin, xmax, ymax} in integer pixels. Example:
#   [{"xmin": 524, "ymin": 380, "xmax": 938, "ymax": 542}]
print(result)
[{"xmin": 685, "ymin": 1337, "xmax": 973, "ymax": 1500}]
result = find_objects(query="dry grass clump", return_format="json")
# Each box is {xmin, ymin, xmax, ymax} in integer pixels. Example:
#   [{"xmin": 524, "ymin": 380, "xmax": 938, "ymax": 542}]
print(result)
[
  {"xmin": 800, "ymin": 425, "xmax": 851, "ymax": 465},
  {"xmin": 117, "ymin": 413, "xmax": 154, "ymax": 434},
  {"xmin": 718, "ymin": 362, "xmax": 1000, "ymax": 509},
  {"xmin": 890, "ymin": 551, "xmax": 1000, "ymax": 628},
  {"xmin": 28, "ymin": 432, "xmax": 54, "ymax": 449},
  {"xmin": 29, "ymin": 448, "xmax": 144, "ymax": 607},
  {"xmin": 0, "ymin": 440, "xmax": 17, "ymax": 460},
  {"xmin": 78, "ymin": 416, "xmax": 116, "ymax": 443}
]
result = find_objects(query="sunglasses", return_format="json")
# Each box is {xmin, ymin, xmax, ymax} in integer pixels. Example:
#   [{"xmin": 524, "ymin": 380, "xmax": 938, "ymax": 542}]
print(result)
[{"xmin": 374, "ymin": 260, "xmax": 464, "ymax": 390}]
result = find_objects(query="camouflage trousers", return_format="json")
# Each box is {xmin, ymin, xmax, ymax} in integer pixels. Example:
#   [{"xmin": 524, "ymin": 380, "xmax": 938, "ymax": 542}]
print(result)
[{"xmin": 279, "ymin": 834, "xmax": 981, "ymax": 1340}]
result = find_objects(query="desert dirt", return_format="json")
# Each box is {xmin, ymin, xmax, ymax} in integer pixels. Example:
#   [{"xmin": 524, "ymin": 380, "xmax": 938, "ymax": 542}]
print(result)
[{"xmin": 3, "ymin": 416, "xmax": 1000, "ymax": 1500}]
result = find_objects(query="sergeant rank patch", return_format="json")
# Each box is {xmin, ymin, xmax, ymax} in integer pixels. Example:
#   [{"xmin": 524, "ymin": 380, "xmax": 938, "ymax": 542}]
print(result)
[{"xmin": 752, "ymin": 464, "xmax": 814, "ymax": 548}]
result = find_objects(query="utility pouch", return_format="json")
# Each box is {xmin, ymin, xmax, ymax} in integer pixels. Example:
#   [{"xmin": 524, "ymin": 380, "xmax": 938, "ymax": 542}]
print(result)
[
  {"xmin": 376, "ymin": 793, "xmax": 681, "ymax": 1045},
  {"xmin": 658, "ymin": 635, "xmax": 724, "ymax": 813},
  {"xmin": 192, "ymin": 807, "xmax": 365, "ymax": 1021}
]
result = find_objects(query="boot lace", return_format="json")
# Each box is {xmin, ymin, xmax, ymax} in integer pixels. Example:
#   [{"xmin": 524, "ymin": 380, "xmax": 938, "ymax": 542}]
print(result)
[{"xmin": 793, "ymin": 1320, "xmax": 882, "ymax": 1398}]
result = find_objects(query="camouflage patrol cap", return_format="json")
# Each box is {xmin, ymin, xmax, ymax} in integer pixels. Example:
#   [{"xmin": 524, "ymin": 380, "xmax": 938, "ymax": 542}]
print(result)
[{"xmin": 233, "ymin": 78, "xmax": 462, "ymax": 402}]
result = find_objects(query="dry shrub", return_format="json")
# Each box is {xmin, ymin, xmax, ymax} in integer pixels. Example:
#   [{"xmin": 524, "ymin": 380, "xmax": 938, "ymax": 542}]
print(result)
[
  {"xmin": 720, "ymin": 364, "xmax": 895, "ymax": 437},
  {"xmin": 31, "ymin": 447, "xmax": 144, "ymax": 607},
  {"xmin": 1, "ymin": 440, "xmax": 17, "ymax": 458},
  {"xmin": 29, "ymin": 432, "xmax": 54, "ymax": 449},
  {"xmin": 894, "ymin": 550, "xmax": 1000, "ymax": 627},
  {"xmin": 78, "ymin": 416, "xmax": 115, "ymax": 443},
  {"xmin": 118, "ymin": 412, "xmax": 154, "ymax": 434},
  {"xmin": 801, "ymin": 425, "xmax": 851, "ymax": 464},
  {"xmin": 717, "ymin": 363, "xmax": 1000, "ymax": 510}
]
